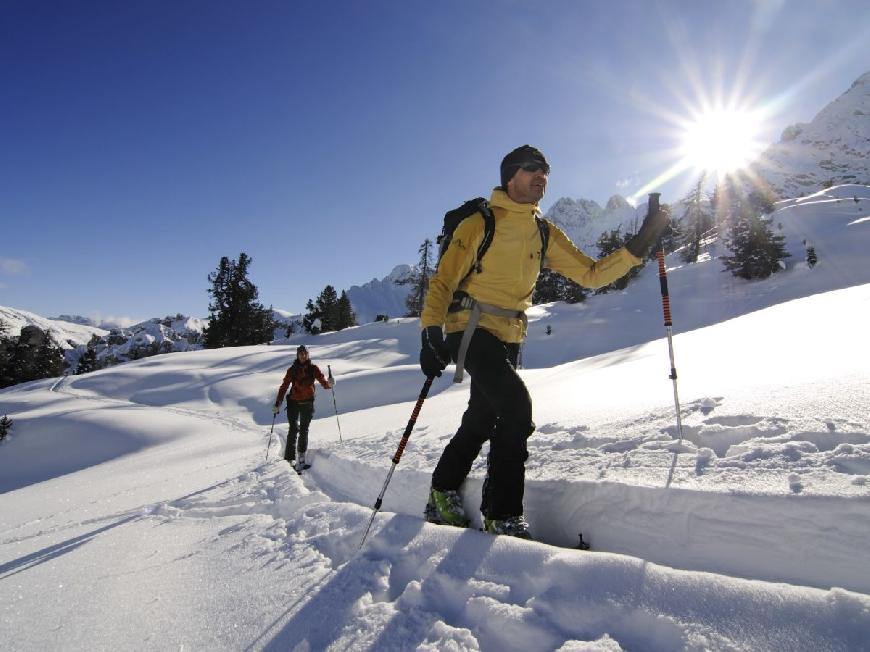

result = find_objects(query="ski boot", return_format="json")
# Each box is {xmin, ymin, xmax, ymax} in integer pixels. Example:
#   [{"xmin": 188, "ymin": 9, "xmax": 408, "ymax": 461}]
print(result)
[
  {"xmin": 295, "ymin": 451, "xmax": 311, "ymax": 474},
  {"xmin": 424, "ymin": 488, "xmax": 470, "ymax": 527},
  {"xmin": 483, "ymin": 515, "xmax": 532, "ymax": 540}
]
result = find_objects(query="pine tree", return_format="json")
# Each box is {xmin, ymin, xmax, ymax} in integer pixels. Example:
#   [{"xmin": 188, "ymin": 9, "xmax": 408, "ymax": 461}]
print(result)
[
  {"xmin": 679, "ymin": 175, "xmax": 713, "ymax": 263},
  {"xmin": 533, "ymin": 268, "xmax": 587, "ymax": 305},
  {"xmin": 302, "ymin": 298, "xmax": 321, "ymax": 334},
  {"xmin": 532, "ymin": 269, "xmax": 561, "ymax": 304},
  {"xmin": 0, "ymin": 414, "xmax": 12, "ymax": 442},
  {"xmin": 803, "ymin": 240, "xmax": 818, "ymax": 268},
  {"xmin": 0, "ymin": 325, "xmax": 12, "ymax": 389},
  {"xmin": 721, "ymin": 203, "xmax": 790, "ymax": 279},
  {"xmin": 316, "ymin": 285, "xmax": 340, "ymax": 332},
  {"xmin": 403, "ymin": 239, "xmax": 434, "ymax": 317},
  {"xmin": 595, "ymin": 228, "xmax": 640, "ymax": 292},
  {"xmin": 336, "ymin": 291, "xmax": 357, "ymax": 330},
  {"xmin": 75, "ymin": 335, "xmax": 101, "ymax": 375},
  {"xmin": 653, "ymin": 203, "xmax": 680, "ymax": 259},
  {"xmin": 0, "ymin": 327, "xmax": 65, "ymax": 388},
  {"xmin": 203, "ymin": 253, "xmax": 275, "ymax": 348},
  {"xmin": 76, "ymin": 346, "xmax": 98, "ymax": 375}
]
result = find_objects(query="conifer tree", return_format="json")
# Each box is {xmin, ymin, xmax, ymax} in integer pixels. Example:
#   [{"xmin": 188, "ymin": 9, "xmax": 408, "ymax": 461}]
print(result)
[
  {"xmin": 533, "ymin": 270, "xmax": 586, "ymax": 305},
  {"xmin": 336, "ymin": 290, "xmax": 357, "ymax": 330},
  {"xmin": 532, "ymin": 269, "xmax": 561, "ymax": 304},
  {"xmin": 679, "ymin": 175, "xmax": 713, "ymax": 263},
  {"xmin": 721, "ymin": 202, "xmax": 790, "ymax": 280},
  {"xmin": 203, "ymin": 252, "xmax": 275, "ymax": 348},
  {"xmin": 0, "ymin": 414, "xmax": 12, "ymax": 442},
  {"xmin": 316, "ymin": 285, "xmax": 340, "ymax": 332},
  {"xmin": 595, "ymin": 228, "xmax": 640, "ymax": 292},
  {"xmin": 0, "ymin": 327, "xmax": 65, "ymax": 387},
  {"xmin": 302, "ymin": 298, "xmax": 322, "ymax": 334},
  {"xmin": 0, "ymin": 324, "xmax": 12, "ymax": 389},
  {"xmin": 403, "ymin": 239, "xmax": 434, "ymax": 317},
  {"xmin": 76, "ymin": 337, "xmax": 100, "ymax": 375}
]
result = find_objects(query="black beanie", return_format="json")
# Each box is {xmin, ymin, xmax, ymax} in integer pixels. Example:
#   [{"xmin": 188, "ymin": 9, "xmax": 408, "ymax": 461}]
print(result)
[
  {"xmin": 297, "ymin": 344, "xmax": 308, "ymax": 355},
  {"xmin": 500, "ymin": 145, "xmax": 550, "ymax": 189}
]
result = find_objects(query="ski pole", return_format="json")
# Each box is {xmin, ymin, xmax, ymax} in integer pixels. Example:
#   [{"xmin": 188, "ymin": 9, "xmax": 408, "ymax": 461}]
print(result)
[
  {"xmin": 327, "ymin": 365, "xmax": 343, "ymax": 443},
  {"xmin": 651, "ymin": 192, "xmax": 684, "ymax": 445},
  {"xmin": 358, "ymin": 376, "xmax": 434, "ymax": 550},
  {"xmin": 265, "ymin": 412, "xmax": 277, "ymax": 462}
]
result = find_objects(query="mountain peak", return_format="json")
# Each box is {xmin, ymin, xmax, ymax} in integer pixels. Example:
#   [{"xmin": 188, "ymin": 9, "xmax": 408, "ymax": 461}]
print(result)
[
  {"xmin": 750, "ymin": 70, "xmax": 870, "ymax": 197},
  {"xmin": 605, "ymin": 194, "xmax": 631, "ymax": 211}
]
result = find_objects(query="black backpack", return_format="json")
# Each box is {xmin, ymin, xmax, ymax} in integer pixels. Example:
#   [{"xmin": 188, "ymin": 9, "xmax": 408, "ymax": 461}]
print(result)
[{"xmin": 436, "ymin": 198, "xmax": 550, "ymax": 280}]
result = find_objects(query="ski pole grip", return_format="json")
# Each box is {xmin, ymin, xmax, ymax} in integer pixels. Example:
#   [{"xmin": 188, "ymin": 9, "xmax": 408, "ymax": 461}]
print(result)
[{"xmin": 648, "ymin": 192, "xmax": 661, "ymax": 216}]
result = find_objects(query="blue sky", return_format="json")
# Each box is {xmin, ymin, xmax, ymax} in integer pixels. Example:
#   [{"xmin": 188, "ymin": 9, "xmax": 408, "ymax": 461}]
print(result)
[{"xmin": 2, "ymin": 0, "xmax": 869, "ymax": 323}]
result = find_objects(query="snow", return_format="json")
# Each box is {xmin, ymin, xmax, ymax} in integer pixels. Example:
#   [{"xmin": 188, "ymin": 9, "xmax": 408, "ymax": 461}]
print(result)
[{"xmin": 2, "ymin": 186, "xmax": 870, "ymax": 650}]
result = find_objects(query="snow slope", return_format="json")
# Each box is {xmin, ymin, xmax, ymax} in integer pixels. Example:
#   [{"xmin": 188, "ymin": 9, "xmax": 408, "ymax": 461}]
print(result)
[{"xmin": 1, "ymin": 188, "xmax": 869, "ymax": 650}]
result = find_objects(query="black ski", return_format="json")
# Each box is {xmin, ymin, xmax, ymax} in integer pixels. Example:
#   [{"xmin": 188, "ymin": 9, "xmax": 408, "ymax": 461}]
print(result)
[{"xmin": 423, "ymin": 512, "xmax": 590, "ymax": 550}]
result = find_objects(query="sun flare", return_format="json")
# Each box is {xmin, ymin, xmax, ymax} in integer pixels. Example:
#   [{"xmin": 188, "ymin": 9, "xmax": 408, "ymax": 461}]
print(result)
[{"xmin": 680, "ymin": 108, "xmax": 764, "ymax": 176}]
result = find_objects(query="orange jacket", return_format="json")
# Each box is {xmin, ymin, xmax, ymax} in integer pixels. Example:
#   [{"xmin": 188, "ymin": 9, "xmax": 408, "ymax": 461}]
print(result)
[{"xmin": 275, "ymin": 361, "xmax": 330, "ymax": 404}]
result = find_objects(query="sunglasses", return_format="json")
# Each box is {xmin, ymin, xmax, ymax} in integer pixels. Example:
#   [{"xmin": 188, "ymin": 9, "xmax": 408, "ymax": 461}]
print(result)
[{"xmin": 515, "ymin": 161, "xmax": 550, "ymax": 174}]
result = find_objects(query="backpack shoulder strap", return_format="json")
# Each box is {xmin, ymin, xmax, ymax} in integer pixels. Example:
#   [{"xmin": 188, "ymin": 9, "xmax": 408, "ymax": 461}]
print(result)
[
  {"xmin": 535, "ymin": 216, "xmax": 550, "ymax": 271},
  {"xmin": 472, "ymin": 199, "xmax": 496, "ymax": 274}
]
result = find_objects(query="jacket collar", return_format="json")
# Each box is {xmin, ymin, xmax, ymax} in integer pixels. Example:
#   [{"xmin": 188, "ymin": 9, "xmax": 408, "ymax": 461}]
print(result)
[{"xmin": 489, "ymin": 188, "xmax": 541, "ymax": 216}]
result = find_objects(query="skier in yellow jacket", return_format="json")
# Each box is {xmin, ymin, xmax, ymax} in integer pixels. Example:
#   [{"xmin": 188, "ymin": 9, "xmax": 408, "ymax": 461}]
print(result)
[{"xmin": 420, "ymin": 145, "xmax": 668, "ymax": 538}]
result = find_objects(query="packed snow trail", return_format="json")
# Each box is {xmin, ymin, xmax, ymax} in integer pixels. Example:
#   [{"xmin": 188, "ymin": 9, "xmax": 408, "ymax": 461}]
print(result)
[{"xmin": 308, "ymin": 444, "xmax": 870, "ymax": 595}]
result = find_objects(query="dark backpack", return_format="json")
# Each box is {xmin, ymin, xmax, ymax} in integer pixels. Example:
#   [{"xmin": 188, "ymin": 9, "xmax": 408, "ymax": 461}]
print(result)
[{"xmin": 436, "ymin": 197, "xmax": 550, "ymax": 280}]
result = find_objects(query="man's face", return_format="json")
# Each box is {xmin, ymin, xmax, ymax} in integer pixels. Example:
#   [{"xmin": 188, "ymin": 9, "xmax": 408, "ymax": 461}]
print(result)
[
  {"xmin": 297, "ymin": 350, "xmax": 309, "ymax": 363},
  {"xmin": 507, "ymin": 165, "xmax": 548, "ymax": 204}
]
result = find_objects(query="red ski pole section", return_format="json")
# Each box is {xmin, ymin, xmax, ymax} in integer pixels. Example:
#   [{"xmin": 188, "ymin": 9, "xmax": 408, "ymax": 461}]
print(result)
[
  {"xmin": 657, "ymin": 250, "xmax": 673, "ymax": 327},
  {"xmin": 391, "ymin": 376, "xmax": 433, "ymax": 464}
]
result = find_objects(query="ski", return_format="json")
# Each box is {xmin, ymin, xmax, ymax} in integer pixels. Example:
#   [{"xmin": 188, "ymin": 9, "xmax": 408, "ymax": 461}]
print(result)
[{"xmin": 423, "ymin": 510, "xmax": 590, "ymax": 550}]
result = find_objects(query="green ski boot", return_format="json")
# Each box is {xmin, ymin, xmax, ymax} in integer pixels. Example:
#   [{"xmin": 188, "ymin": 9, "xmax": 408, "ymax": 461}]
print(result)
[
  {"xmin": 424, "ymin": 488, "xmax": 470, "ymax": 527},
  {"xmin": 483, "ymin": 515, "xmax": 532, "ymax": 539}
]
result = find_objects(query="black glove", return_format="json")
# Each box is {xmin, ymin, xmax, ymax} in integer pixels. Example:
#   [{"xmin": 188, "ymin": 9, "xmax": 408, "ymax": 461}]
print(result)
[
  {"xmin": 420, "ymin": 326, "xmax": 450, "ymax": 378},
  {"xmin": 626, "ymin": 204, "xmax": 669, "ymax": 258}
]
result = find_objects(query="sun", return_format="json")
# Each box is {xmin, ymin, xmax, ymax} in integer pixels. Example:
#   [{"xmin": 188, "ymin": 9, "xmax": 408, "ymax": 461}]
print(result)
[{"xmin": 680, "ymin": 108, "xmax": 764, "ymax": 176}]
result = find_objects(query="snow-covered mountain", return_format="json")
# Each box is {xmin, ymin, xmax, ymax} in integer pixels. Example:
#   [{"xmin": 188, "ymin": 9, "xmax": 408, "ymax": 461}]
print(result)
[
  {"xmin": 0, "ymin": 306, "xmax": 108, "ymax": 349},
  {"xmin": 544, "ymin": 193, "xmax": 646, "ymax": 253},
  {"xmin": 751, "ymin": 70, "xmax": 870, "ymax": 198},
  {"xmin": 82, "ymin": 314, "xmax": 206, "ymax": 367},
  {"xmin": 346, "ymin": 264, "xmax": 414, "ymax": 324}
]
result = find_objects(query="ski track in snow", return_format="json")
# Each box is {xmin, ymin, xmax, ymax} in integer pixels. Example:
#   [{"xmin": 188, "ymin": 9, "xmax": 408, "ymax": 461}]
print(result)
[{"xmin": 10, "ymin": 366, "xmax": 864, "ymax": 650}]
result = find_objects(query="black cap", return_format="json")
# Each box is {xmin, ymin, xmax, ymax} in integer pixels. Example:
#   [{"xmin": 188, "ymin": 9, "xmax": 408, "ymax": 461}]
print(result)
[
  {"xmin": 500, "ymin": 145, "xmax": 550, "ymax": 189},
  {"xmin": 296, "ymin": 345, "xmax": 308, "ymax": 355}
]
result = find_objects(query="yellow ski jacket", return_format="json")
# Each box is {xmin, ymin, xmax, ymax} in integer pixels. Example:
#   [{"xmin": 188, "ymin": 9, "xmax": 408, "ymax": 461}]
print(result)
[{"xmin": 421, "ymin": 189, "xmax": 642, "ymax": 343}]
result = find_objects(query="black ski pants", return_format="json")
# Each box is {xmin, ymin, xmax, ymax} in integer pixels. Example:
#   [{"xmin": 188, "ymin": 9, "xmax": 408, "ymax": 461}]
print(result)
[
  {"xmin": 431, "ymin": 328, "xmax": 534, "ymax": 519},
  {"xmin": 284, "ymin": 399, "xmax": 314, "ymax": 461}
]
